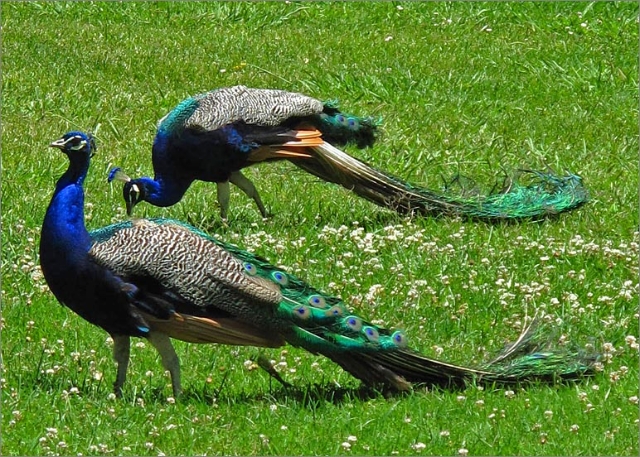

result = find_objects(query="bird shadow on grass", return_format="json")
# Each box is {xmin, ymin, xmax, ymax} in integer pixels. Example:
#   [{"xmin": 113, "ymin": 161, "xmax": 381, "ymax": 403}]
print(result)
[
  {"xmin": 21, "ymin": 373, "xmax": 392, "ymax": 409},
  {"xmin": 26, "ymin": 368, "xmax": 580, "ymax": 410},
  {"xmin": 179, "ymin": 381, "xmax": 411, "ymax": 408},
  {"xmin": 175, "ymin": 370, "xmax": 473, "ymax": 408}
]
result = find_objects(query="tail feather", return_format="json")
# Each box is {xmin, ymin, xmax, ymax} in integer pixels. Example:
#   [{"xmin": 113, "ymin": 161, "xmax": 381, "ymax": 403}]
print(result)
[
  {"xmin": 169, "ymin": 217, "xmax": 596, "ymax": 390},
  {"xmin": 300, "ymin": 101, "xmax": 380, "ymax": 149},
  {"xmin": 291, "ymin": 143, "xmax": 588, "ymax": 221},
  {"xmin": 324, "ymin": 316, "xmax": 597, "ymax": 390}
]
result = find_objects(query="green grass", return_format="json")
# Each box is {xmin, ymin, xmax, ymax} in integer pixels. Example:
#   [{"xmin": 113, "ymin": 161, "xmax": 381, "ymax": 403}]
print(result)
[{"xmin": 1, "ymin": 1, "xmax": 638, "ymax": 455}]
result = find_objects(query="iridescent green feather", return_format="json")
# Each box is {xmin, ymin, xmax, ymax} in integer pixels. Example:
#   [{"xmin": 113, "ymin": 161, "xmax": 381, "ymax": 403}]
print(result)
[
  {"xmin": 433, "ymin": 170, "xmax": 589, "ymax": 220},
  {"xmin": 314, "ymin": 100, "xmax": 381, "ymax": 148},
  {"xmin": 135, "ymin": 218, "xmax": 406, "ymax": 354},
  {"xmin": 293, "ymin": 141, "xmax": 589, "ymax": 221},
  {"xmin": 156, "ymin": 96, "xmax": 200, "ymax": 134},
  {"xmin": 479, "ymin": 317, "xmax": 598, "ymax": 381}
]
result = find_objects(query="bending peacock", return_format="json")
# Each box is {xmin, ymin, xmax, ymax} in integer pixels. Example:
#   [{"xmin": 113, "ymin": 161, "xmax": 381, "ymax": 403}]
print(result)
[
  {"xmin": 109, "ymin": 85, "xmax": 588, "ymax": 221},
  {"xmin": 42, "ymin": 131, "xmax": 595, "ymax": 398}
]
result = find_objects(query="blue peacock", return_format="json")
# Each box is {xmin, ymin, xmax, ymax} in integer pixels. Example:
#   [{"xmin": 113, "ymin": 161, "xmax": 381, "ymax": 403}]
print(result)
[
  {"xmin": 41, "ymin": 131, "xmax": 596, "ymax": 397},
  {"xmin": 109, "ymin": 85, "xmax": 588, "ymax": 221}
]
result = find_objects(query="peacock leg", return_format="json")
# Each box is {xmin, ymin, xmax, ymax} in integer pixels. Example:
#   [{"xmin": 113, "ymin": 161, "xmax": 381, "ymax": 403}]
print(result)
[
  {"xmin": 112, "ymin": 334, "xmax": 130, "ymax": 397},
  {"xmin": 216, "ymin": 181, "xmax": 231, "ymax": 220},
  {"xmin": 255, "ymin": 352, "xmax": 292, "ymax": 388},
  {"xmin": 147, "ymin": 331, "xmax": 182, "ymax": 398},
  {"xmin": 229, "ymin": 171, "xmax": 269, "ymax": 218}
]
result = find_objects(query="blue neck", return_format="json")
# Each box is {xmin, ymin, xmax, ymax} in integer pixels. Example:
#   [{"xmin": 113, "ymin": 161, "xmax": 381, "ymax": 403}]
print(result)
[
  {"xmin": 138, "ymin": 175, "xmax": 192, "ymax": 207},
  {"xmin": 42, "ymin": 155, "xmax": 92, "ymax": 251},
  {"xmin": 140, "ymin": 132, "xmax": 194, "ymax": 207}
]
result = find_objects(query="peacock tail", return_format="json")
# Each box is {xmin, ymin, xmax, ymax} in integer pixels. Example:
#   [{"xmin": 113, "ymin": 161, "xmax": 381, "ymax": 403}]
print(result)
[
  {"xmin": 110, "ymin": 85, "xmax": 587, "ymax": 221},
  {"xmin": 89, "ymin": 217, "xmax": 597, "ymax": 390},
  {"xmin": 296, "ymin": 142, "xmax": 589, "ymax": 221},
  {"xmin": 311, "ymin": 100, "xmax": 380, "ymax": 148}
]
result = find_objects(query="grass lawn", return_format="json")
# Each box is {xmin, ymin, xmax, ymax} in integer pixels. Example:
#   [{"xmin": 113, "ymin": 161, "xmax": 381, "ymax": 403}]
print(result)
[{"xmin": 1, "ymin": 2, "xmax": 638, "ymax": 455}]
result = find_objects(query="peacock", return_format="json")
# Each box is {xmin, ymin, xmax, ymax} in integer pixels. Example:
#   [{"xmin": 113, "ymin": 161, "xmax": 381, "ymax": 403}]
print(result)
[
  {"xmin": 109, "ymin": 85, "xmax": 588, "ymax": 222},
  {"xmin": 42, "ymin": 131, "xmax": 596, "ymax": 398}
]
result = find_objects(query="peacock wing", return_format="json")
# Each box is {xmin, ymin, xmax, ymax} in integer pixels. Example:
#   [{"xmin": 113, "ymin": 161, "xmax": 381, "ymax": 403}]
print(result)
[
  {"xmin": 158, "ymin": 86, "xmax": 324, "ymax": 134},
  {"xmin": 137, "ymin": 311, "xmax": 284, "ymax": 347},
  {"xmin": 88, "ymin": 219, "xmax": 288, "ymax": 348}
]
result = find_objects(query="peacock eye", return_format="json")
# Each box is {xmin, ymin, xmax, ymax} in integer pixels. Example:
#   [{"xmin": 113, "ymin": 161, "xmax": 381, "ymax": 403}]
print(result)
[
  {"xmin": 271, "ymin": 271, "xmax": 289, "ymax": 286},
  {"xmin": 391, "ymin": 330, "xmax": 408, "ymax": 348},
  {"xmin": 69, "ymin": 137, "xmax": 87, "ymax": 151},
  {"xmin": 243, "ymin": 262, "xmax": 257, "ymax": 275},
  {"xmin": 344, "ymin": 315, "xmax": 362, "ymax": 332},
  {"xmin": 325, "ymin": 305, "xmax": 343, "ymax": 318},
  {"xmin": 293, "ymin": 305, "xmax": 311, "ymax": 320},
  {"xmin": 127, "ymin": 185, "xmax": 141, "ymax": 203},
  {"xmin": 308, "ymin": 295, "xmax": 326, "ymax": 308},
  {"xmin": 363, "ymin": 326, "xmax": 379, "ymax": 342}
]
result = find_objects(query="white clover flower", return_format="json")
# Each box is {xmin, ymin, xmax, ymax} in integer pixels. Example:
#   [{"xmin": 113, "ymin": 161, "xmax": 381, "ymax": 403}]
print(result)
[{"xmin": 243, "ymin": 360, "xmax": 258, "ymax": 371}]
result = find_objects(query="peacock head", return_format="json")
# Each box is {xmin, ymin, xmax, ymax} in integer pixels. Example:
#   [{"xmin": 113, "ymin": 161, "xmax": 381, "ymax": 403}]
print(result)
[
  {"xmin": 107, "ymin": 168, "xmax": 150, "ymax": 216},
  {"xmin": 49, "ymin": 131, "xmax": 96, "ymax": 158}
]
